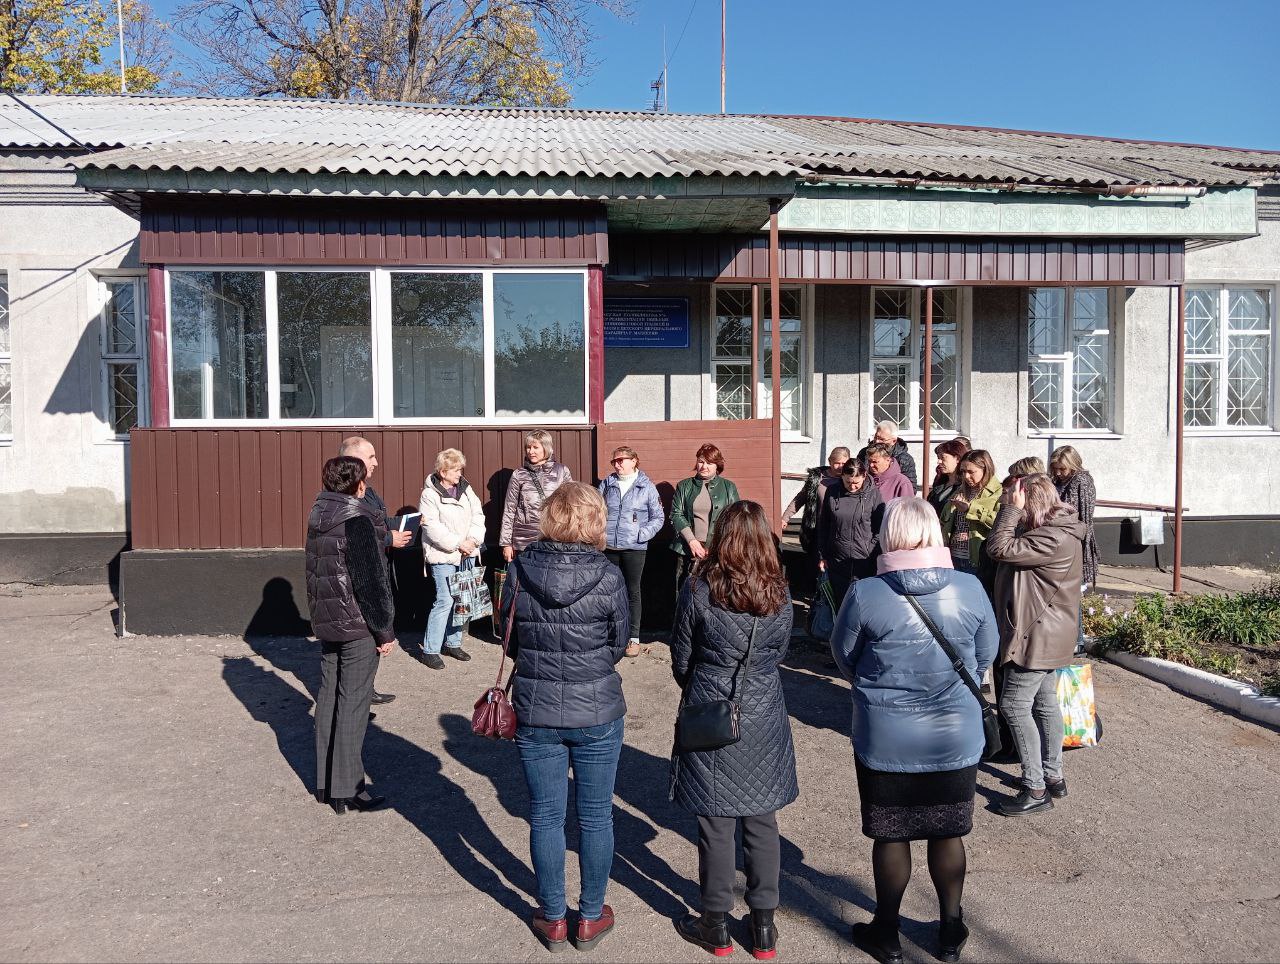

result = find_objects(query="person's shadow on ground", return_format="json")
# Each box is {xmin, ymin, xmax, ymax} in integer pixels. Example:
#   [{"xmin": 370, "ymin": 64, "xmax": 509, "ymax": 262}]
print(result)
[{"xmin": 222, "ymin": 642, "xmax": 537, "ymax": 920}]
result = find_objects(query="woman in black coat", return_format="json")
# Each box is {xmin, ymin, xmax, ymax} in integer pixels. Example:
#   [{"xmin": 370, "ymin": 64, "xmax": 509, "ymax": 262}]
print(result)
[{"xmin": 670, "ymin": 500, "xmax": 798, "ymax": 961}]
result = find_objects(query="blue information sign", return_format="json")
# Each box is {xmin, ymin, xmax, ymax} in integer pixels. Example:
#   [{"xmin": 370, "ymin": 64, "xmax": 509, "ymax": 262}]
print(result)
[{"xmin": 604, "ymin": 297, "xmax": 690, "ymax": 349}]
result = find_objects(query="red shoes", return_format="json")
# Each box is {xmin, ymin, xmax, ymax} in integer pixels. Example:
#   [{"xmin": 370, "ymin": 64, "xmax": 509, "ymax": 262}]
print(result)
[
  {"xmin": 532, "ymin": 905, "xmax": 615, "ymax": 954},
  {"xmin": 574, "ymin": 904, "xmax": 616, "ymax": 951},
  {"xmin": 531, "ymin": 912, "xmax": 568, "ymax": 953}
]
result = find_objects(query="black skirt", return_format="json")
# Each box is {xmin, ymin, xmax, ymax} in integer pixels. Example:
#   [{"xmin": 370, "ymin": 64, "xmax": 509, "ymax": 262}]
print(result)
[{"xmin": 855, "ymin": 758, "xmax": 978, "ymax": 842}]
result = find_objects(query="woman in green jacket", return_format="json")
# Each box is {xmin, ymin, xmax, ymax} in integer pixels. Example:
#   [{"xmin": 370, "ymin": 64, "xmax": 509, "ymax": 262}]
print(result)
[
  {"xmin": 939, "ymin": 449, "xmax": 1002, "ymax": 590},
  {"xmin": 670, "ymin": 443, "xmax": 741, "ymax": 587}
]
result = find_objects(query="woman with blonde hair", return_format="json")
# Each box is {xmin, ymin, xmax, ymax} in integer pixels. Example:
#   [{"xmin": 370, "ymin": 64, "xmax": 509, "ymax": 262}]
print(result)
[
  {"xmin": 500, "ymin": 429, "xmax": 573, "ymax": 563},
  {"xmin": 985, "ymin": 474, "xmax": 1084, "ymax": 817},
  {"xmin": 1050, "ymin": 445, "xmax": 1099, "ymax": 590},
  {"xmin": 598, "ymin": 445, "xmax": 665, "ymax": 657},
  {"xmin": 416, "ymin": 448, "xmax": 485, "ymax": 669},
  {"xmin": 502, "ymin": 482, "xmax": 630, "ymax": 953},
  {"xmin": 1006, "ymin": 456, "xmax": 1045, "ymax": 479},
  {"xmin": 832, "ymin": 498, "xmax": 997, "ymax": 964},
  {"xmin": 671, "ymin": 500, "xmax": 797, "ymax": 961}
]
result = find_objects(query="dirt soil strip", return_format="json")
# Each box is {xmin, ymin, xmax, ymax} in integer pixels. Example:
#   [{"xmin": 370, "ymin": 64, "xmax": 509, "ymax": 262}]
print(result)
[{"xmin": 2, "ymin": 585, "xmax": 1279, "ymax": 963}]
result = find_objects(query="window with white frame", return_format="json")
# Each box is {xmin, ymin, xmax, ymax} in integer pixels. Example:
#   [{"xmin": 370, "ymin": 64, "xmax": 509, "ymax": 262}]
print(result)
[
  {"xmin": 99, "ymin": 278, "xmax": 146, "ymax": 437},
  {"xmin": 711, "ymin": 286, "xmax": 806, "ymax": 432},
  {"xmin": 1184, "ymin": 286, "xmax": 1274, "ymax": 429},
  {"xmin": 0, "ymin": 272, "xmax": 10, "ymax": 439},
  {"xmin": 1026, "ymin": 287, "xmax": 1112, "ymax": 432},
  {"xmin": 870, "ymin": 287, "xmax": 962, "ymax": 432},
  {"xmin": 167, "ymin": 267, "xmax": 588, "ymax": 424}
]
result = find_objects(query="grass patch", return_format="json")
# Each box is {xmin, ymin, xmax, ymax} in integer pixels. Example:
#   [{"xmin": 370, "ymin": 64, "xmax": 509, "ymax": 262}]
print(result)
[{"xmin": 1083, "ymin": 581, "xmax": 1280, "ymax": 686}]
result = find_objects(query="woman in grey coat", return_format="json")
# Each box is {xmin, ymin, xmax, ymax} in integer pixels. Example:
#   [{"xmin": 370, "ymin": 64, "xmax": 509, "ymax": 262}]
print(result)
[
  {"xmin": 670, "ymin": 501, "xmax": 797, "ymax": 961},
  {"xmin": 500, "ymin": 429, "xmax": 573, "ymax": 562},
  {"xmin": 832, "ymin": 498, "xmax": 997, "ymax": 964}
]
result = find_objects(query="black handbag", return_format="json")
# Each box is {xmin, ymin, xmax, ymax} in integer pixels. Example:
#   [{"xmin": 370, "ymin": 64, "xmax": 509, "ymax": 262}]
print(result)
[
  {"xmin": 903, "ymin": 593, "xmax": 1004, "ymax": 761},
  {"xmin": 674, "ymin": 616, "xmax": 758, "ymax": 754}
]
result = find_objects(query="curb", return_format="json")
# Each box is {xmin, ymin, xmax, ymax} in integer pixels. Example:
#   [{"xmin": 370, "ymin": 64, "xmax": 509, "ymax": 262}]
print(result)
[{"xmin": 1104, "ymin": 649, "xmax": 1280, "ymax": 728}]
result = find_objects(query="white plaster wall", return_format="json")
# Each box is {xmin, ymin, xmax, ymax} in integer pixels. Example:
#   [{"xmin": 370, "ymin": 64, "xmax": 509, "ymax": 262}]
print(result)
[{"xmin": 0, "ymin": 153, "xmax": 143, "ymax": 533}]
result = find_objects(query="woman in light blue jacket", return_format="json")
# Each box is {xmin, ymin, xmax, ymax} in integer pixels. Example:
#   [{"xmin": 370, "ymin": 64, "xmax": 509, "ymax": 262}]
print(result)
[
  {"xmin": 597, "ymin": 445, "xmax": 665, "ymax": 657},
  {"xmin": 831, "ymin": 497, "xmax": 997, "ymax": 964}
]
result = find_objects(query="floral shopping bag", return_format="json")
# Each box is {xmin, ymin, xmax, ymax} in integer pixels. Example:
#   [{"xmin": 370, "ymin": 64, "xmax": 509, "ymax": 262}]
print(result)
[{"xmin": 1057, "ymin": 663, "xmax": 1102, "ymax": 748}]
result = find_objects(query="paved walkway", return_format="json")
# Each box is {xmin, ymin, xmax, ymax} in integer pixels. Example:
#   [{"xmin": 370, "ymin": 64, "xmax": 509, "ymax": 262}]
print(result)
[{"xmin": 2, "ymin": 583, "xmax": 1278, "ymax": 963}]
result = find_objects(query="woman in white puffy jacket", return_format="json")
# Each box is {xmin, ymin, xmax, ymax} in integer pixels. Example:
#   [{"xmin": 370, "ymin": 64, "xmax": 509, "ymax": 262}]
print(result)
[{"xmin": 416, "ymin": 448, "xmax": 487, "ymax": 669}]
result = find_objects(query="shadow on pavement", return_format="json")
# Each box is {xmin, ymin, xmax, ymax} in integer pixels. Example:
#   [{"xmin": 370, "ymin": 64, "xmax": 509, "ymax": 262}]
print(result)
[{"xmin": 222, "ymin": 642, "xmax": 537, "ymax": 921}]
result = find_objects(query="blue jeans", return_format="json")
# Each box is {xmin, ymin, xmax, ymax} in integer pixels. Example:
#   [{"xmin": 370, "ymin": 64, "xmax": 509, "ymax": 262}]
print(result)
[
  {"xmin": 425, "ymin": 563, "xmax": 464, "ymax": 655},
  {"xmin": 516, "ymin": 718, "xmax": 624, "ymax": 922}
]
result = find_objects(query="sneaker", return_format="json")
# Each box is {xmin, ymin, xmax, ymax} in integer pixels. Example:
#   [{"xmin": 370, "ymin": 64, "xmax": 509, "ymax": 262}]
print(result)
[
  {"xmin": 443, "ymin": 646, "xmax": 471, "ymax": 662},
  {"xmin": 419, "ymin": 653, "xmax": 445, "ymax": 670}
]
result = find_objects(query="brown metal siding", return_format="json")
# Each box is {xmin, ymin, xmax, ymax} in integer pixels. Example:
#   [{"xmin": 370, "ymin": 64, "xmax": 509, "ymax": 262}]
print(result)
[
  {"xmin": 130, "ymin": 427, "xmax": 597, "ymax": 549},
  {"xmin": 141, "ymin": 198, "xmax": 610, "ymax": 267},
  {"xmin": 596, "ymin": 418, "xmax": 782, "ymax": 535},
  {"xmin": 608, "ymin": 234, "xmax": 1184, "ymax": 284}
]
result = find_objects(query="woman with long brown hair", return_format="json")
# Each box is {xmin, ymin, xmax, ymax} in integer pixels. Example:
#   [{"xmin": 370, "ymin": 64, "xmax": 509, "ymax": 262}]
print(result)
[{"xmin": 670, "ymin": 501, "xmax": 797, "ymax": 961}]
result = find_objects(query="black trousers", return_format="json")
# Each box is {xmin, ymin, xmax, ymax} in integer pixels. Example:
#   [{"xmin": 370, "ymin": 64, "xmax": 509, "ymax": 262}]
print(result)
[
  {"xmin": 604, "ymin": 548, "xmax": 646, "ymax": 639},
  {"xmin": 315, "ymin": 635, "xmax": 378, "ymax": 799},
  {"xmin": 697, "ymin": 812, "xmax": 781, "ymax": 912}
]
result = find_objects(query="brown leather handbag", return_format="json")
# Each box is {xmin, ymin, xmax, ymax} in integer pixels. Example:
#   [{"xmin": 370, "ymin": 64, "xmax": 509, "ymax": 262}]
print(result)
[{"xmin": 472, "ymin": 567, "xmax": 519, "ymax": 740}]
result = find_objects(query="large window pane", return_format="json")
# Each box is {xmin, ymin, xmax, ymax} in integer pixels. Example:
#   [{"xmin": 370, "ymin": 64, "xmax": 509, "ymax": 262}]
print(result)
[
  {"xmin": 873, "ymin": 289, "xmax": 911, "ymax": 358},
  {"xmin": 1185, "ymin": 289, "xmax": 1219, "ymax": 354},
  {"xmin": 715, "ymin": 362, "xmax": 750, "ymax": 420},
  {"xmin": 493, "ymin": 273, "xmax": 585, "ymax": 418},
  {"xmin": 714, "ymin": 289, "xmax": 752, "ymax": 358},
  {"xmin": 1028, "ymin": 363, "xmax": 1061, "ymax": 431},
  {"xmin": 918, "ymin": 331, "xmax": 958, "ymax": 431},
  {"xmin": 277, "ymin": 272, "xmax": 372, "ymax": 419},
  {"xmin": 873, "ymin": 362, "xmax": 909, "ymax": 427},
  {"xmin": 1028, "ymin": 288, "xmax": 1065, "ymax": 355},
  {"xmin": 1072, "ymin": 333, "xmax": 1109, "ymax": 429},
  {"xmin": 759, "ymin": 288, "xmax": 803, "ymax": 430},
  {"xmin": 171, "ymin": 272, "xmax": 268, "ymax": 420},
  {"xmin": 1227, "ymin": 333, "xmax": 1270, "ymax": 426},
  {"xmin": 108, "ymin": 362, "xmax": 139, "ymax": 435},
  {"xmin": 391, "ymin": 273, "xmax": 483, "ymax": 418},
  {"xmin": 1184, "ymin": 361, "xmax": 1219, "ymax": 427},
  {"xmin": 106, "ymin": 281, "xmax": 138, "ymax": 354}
]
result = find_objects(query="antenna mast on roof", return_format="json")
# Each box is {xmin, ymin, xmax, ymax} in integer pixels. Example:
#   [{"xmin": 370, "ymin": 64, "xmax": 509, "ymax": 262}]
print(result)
[
  {"xmin": 648, "ymin": 26, "xmax": 668, "ymax": 112},
  {"xmin": 720, "ymin": 0, "xmax": 726, "ymax": 113},
  {"xmin": 115, "ymin": 0, "xmax": 127, "ymax": 93}
]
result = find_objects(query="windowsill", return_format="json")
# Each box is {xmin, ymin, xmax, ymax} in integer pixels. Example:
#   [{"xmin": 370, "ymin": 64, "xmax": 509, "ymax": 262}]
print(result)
[
  {"xmin": 1184, "ymin": 427, "xmax": 1280, "ymax": 438},
  {"xmin": 897, "ymin": 431, "xmax": 963, "ymax": 443},
  {"xmin": 781, "ymin": 433, "xmax": 813, "ymax": 444},
  {"xmin": 1025, "ymin": 431, "xmax": 1124, "ymax": 440},
  {"xmin": 0, "ymin": 438, "xmax": 11, "ymax": 447},
  {"xmin": 94, "ymin": 436, "xmax": 131, "ymax": 445}
]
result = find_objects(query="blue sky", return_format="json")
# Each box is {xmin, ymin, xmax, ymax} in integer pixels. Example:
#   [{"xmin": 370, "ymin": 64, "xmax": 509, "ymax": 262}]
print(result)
[{"xmin": 151, "ymin": 0, "xmax": 1280, "ymax": 150}]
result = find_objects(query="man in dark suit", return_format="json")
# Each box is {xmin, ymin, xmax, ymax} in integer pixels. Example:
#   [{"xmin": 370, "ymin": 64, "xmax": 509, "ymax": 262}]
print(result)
[{"xmin": 339, "ymin": 436, "xmax": 414, "ymax": 705}]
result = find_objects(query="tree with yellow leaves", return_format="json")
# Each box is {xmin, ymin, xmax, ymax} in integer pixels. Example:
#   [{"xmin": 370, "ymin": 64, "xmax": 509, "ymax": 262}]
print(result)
[
  {"xmin": 0, "ymin": 0, "xmax": 172, "ymax": 93},
  {"xmin": 175, "ymin": 0, "xmax": 626, "ymax": 105}
]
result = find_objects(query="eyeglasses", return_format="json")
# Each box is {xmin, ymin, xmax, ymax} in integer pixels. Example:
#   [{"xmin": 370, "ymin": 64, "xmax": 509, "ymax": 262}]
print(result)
[{"xmin": 611, "ymin": 457, "xmax": 632, "ymax": 464}]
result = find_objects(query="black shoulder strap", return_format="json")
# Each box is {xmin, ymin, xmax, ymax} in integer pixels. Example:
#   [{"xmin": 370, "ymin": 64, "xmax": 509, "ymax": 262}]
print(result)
[
  {"xmin": 902, "ymin": 592, "xmax": 991, "ymax": 710},
  {"xmin": 727, "ymin": 616, "xmax": 758, "ymax": 702},
  {"xmin": 528, "ymin": 466, "xmax": 548, "ymax": 504}
]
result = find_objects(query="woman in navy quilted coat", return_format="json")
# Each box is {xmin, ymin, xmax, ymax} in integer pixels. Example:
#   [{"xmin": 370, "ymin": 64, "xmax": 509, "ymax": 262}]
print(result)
[{"xmin": 670, "ymin": 500, "xmax": 797, "ymax": 961}]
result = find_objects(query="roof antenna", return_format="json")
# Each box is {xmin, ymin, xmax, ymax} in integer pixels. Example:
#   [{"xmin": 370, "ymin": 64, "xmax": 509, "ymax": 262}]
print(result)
[{"xmin": 648, "ymin": 25, "xmax": 667, "ymax": 112}]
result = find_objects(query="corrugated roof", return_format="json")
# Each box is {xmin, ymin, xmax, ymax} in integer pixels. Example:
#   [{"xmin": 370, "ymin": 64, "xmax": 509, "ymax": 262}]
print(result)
[{"xmin": 2, "ymin": 93, "xmax": 1278, "ymax": 188}]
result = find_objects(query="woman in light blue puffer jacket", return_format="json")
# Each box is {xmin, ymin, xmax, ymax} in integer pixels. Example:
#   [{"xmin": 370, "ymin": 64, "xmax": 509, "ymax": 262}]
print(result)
[
  {"xmin": 831, "ymin": 497, "xmax": 997, "ymax": 964},
  {"xmin": 597, "ymin": 446, "xmax": 665, "ymax": 656}
]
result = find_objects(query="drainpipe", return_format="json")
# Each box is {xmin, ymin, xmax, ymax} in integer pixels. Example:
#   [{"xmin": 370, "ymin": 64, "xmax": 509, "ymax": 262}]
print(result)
[{"xmin": 769, "ymin": 201, "xmax": 782, "ymax": 529}]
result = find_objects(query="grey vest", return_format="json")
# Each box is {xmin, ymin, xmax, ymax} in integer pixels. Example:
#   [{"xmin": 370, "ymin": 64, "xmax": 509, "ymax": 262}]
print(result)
[{"xmin": 305, "ymin": 491, "xmax": 371, "ymax": 642}]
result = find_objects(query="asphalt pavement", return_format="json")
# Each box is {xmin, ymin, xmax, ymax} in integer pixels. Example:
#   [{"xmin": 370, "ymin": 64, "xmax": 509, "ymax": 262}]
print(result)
[{"xmin": 2, "ymin": 583, "xmax": 1278, "ymax": 963}]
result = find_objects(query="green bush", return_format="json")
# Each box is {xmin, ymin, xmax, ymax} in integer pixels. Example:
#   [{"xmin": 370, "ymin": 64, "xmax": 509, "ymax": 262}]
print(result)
[
  {"xmin": 1085, "ymin": 591, "xmax": 1248, "ymax": 679},
  {"xmin": 1169, "ymin": 583, "xmax": 1280, "ymax": 649},
  {"xmin": 1262, "ymin": 673, "xmax": 1280, "ymax": 699}
]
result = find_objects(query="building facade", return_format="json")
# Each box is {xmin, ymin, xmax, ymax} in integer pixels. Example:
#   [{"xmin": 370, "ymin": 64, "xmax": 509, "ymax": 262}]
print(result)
[{"xmin": 2, "ymin": 95, "xmax": 1278, "ymax": 631}]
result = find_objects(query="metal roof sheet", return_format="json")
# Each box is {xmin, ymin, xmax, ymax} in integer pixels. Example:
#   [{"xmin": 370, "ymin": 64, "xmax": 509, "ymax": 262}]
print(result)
[{"xmin": 3, "ymin": 93, "xmax": 1277, "ymax": 188}]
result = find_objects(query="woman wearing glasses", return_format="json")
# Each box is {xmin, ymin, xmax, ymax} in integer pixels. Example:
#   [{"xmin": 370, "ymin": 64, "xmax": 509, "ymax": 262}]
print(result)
[{"xmin": 598, "ymin": 446, "xmax": 665, "ymax": 657}]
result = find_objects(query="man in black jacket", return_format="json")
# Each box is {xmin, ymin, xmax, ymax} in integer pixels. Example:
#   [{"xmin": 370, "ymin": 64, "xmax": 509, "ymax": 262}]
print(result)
[
  {"xmin": 306, "ymin": 456, "xmax": 397, "ymax": 814},
  {"xmin": 339, "ymin": 437, "xmax": 412, "ymax": 705}
]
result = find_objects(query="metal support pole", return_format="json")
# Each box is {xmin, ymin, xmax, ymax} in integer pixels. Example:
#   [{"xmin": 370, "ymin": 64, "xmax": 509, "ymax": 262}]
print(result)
[
  {"xmin": 720, "ymin": 0, "xmax": 726, "ymax": 114},
  {"xmin": 769, "ymin": 202, "xmax": 782, "ymax": 527},
  {"xmin": 921, "ymin": 287, "xmax": 933, "ymax": 498},
  {"xmin": 750, "ymin": 283, "xmax": 760, "ymax": 419},
  {"xmin": 1173, "ymin": 284, "xmax": 1185, "ymax": 593}
]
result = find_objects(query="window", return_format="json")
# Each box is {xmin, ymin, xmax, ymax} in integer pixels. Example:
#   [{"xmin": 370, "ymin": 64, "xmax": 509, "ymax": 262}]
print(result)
[
  {"xmin": 99, "ymin": 277, "xmax": 146, "ymax": 437},
  {"xmin": 1026, "ymin": 287, "xmax": 1112, "ymax": 432},
  {"xmin": 1185, "ymin": 286, "xmax": 1274, "ymax": 429},
  {"xmin": 0, "ymin": 272, "xmax": 10, "ymax": 439},
  {"xmin": 167, "ymin": 267, "xmax": 588, "ymax": 424},
  {"xmin": 712, "ymin": 286, "xmax": 807, "ymax": 432},
  {"xmin": 870, "ymin": 287, "xmax": 962, "ymax": 432}
]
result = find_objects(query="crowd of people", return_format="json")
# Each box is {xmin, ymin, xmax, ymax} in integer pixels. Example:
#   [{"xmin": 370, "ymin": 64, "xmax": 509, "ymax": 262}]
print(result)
[{"xmin": 301, "ymin": 423, "xmax": 1100, "ymax": 961}]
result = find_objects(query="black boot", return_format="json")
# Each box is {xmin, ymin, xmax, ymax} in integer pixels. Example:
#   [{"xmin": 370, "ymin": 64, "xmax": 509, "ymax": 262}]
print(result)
[
  {"xmin": 850, "ymin": 916, "xmax": 902, "ymax": 964},
  {"xmin": 749, "ymin": 908, "xmax": 777, "ymax": 960},
  {"xmin": 676, "ymin": 911, "xmax": 732, "ymax": 956},
  {"xmin": 938, "ymin": 910, "xmax": 969, "ymax": 963}
]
